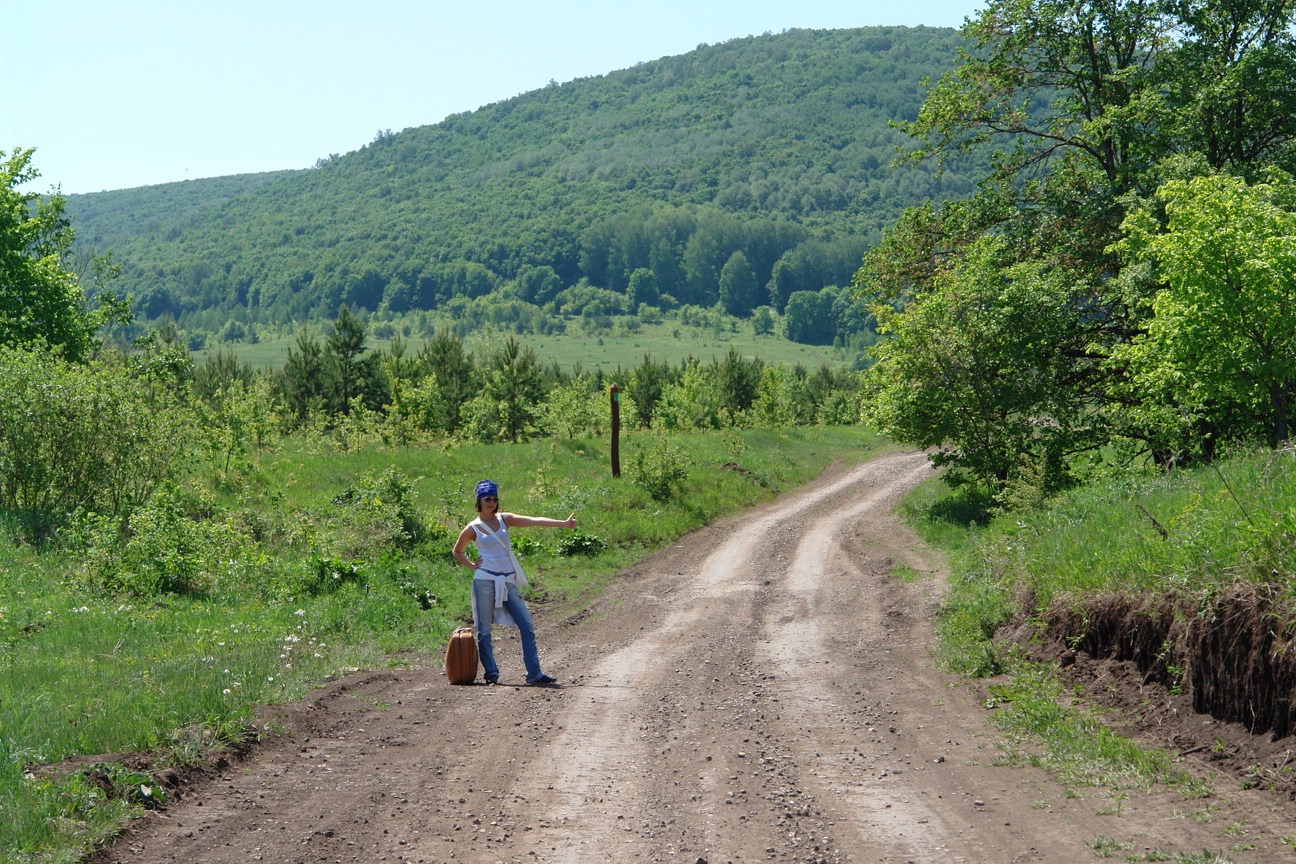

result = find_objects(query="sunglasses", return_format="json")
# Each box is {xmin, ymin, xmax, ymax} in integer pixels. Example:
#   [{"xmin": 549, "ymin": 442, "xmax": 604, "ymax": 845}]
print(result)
[{"xmin": 480, "ymin": 496, "xmax": 498, "ymax": 503}]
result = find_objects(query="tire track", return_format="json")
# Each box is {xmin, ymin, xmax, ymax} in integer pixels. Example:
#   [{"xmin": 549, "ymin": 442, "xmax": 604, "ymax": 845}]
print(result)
[{"xmin": 511, "ymin": 452, "xmax": 932, "ymax": 862}]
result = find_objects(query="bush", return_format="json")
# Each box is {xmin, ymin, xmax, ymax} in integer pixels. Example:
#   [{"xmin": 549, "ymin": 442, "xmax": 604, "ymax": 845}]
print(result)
[
  {"xmin": 0, "ymin": 345, "xmax": 192, "ymax": 542},
  {"xmin": 76, "ymin": 487, "xmax": 247, "ymax": 597},
  {"xmin": 629, "ymin": 431, "xmax": 692, "ymax": 501},
  {"xmin": 329, "ymin": 467, "xmax": 428, "ymax": 550},
  {"xmin": 511, "ymin": 533, "xmax": 548, "ymax": 556},
  {"xmin": 558, "ymin": 531, "xmax": 606, "ymax": 556}
]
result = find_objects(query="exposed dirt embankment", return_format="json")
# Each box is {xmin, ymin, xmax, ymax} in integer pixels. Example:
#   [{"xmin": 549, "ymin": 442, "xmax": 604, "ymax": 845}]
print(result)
[{"xmin": 1032, "ymin": 586, "xmax": 1296, "ymax": 798}]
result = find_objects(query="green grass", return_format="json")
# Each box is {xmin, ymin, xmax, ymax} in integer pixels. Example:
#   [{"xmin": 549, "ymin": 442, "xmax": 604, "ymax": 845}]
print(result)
[
  {"xmin": 0, "ymin": 424, "xmax": 882, "ymax": 862},
  {"xmin": 195, "ymin": 315, "xmax": 852, "ymax": 374},
  {"xmin": 890, "ymin": 563, "xmax": 922, "ymax": 583},
  {"xmin": 979, "ymin": 449, "xmax": 1296, "ymax": 609},
  {"xmin": 905, "ymin": 447, "xmax": 1296, "ymax": 679},
  {"xmin": 986, "ymin": 662, "xmax": 1204, "ymax": 795},
  {"xmin": 900, "ymin": 447, "xmax": 1296, "ymax": 819}
]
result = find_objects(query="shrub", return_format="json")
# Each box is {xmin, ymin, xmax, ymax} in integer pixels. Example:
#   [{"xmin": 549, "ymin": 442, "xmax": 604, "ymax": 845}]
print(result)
[
  {"xmin": 0, "ymin": 345, "xmax": 192, "ymax": 542},
  {"xmin": 629, "ymin": 431, "xmax": 692, "ymax": 501},
  {"xmin": 84, "ymin": 488, "xmax": 246, "ymax": 597},
  {"xmin": 511, "ymin": 533, "xmax": 547, "ymax": 556},
  {"xmin": 558, "ymin": 531, "xmax": 606, "ymax": 556},
  {"xmin": 330, "ymin": 467, "xmax": 428, "ymax": 550},
  {"xmin": 655, "ymin": 362, "xmax": 725, "ymax": 430}
]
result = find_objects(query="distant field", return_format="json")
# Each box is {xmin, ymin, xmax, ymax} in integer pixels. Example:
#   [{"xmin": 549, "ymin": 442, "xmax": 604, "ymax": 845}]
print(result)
[{"xmin": 198, "ymin": 320, "xmax": 856, "ymax": 374}]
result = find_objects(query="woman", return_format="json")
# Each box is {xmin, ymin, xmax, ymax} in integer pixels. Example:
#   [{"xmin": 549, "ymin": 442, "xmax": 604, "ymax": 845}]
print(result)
[{"xmin": 452, "ymin": 479, "xmax": 576, "ymax": 686}]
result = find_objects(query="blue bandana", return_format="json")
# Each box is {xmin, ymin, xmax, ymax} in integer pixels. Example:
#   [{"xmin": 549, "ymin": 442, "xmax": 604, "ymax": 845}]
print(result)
[{"xmin": 475, "ymin": 479, "xmax": 499, "ymax": 500}]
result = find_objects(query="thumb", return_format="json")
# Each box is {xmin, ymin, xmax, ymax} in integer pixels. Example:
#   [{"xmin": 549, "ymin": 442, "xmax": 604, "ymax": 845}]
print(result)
[{"xmin": 567, "ymin": 512, "xmax": 577, "ymax": 524}]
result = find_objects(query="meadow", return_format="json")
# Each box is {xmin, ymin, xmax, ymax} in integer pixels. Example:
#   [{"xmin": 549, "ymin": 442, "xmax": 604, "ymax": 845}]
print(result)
[{"xmin": 193, "ymin": 314, "xmax": 855, "ymax": 375}]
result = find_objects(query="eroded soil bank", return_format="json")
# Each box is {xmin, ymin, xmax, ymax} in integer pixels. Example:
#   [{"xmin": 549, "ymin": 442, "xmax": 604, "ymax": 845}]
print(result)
[{"xmin": 1034, "ymin": 587, "xmax": 1296, "ymax": 801}]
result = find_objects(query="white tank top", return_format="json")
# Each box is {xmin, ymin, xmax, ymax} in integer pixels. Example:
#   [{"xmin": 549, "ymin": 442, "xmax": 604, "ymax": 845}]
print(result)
[{"xmin": 471, "ymin": 518, "xmax": 514, "ymax": 573}]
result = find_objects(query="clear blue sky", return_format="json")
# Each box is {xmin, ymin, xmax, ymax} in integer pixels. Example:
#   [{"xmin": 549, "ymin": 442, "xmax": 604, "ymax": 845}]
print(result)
[{"xmin": 4, "ymin": 1, "xmax": 980, "ymax": 195}]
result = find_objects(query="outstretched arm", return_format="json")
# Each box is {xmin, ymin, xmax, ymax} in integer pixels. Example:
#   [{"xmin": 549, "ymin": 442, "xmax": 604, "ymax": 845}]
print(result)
[{"xmin": 504, "ymin": 512, "xmax": 577, "ymax": 530}]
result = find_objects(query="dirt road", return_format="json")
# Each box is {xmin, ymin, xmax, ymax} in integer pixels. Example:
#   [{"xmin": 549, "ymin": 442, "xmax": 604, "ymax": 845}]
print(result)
[{"xmin": 97, "ymin": 451, "xmax": 1296, "ymax": 864}]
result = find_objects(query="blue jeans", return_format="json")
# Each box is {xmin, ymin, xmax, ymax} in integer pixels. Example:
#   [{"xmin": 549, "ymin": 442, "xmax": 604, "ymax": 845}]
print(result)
[{"xmin": 472, "ymin": 577, "xmax": 542, "ymax": 682}]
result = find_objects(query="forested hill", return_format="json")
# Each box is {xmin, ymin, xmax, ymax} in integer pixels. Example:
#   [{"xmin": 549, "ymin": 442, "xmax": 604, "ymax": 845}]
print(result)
[{"xmin": 67, "ymin": 26, "xmax": 973, "ymax": 336}]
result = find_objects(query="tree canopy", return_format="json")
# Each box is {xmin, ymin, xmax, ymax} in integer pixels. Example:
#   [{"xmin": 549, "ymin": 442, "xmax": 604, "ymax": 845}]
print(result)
[
  {"xmin": 858, "ymin": 0, "xmax": 1296, "ymax": 494},
  {"xmin": 1, "ymin": 148, "xmax": 98, "ymax": 361},
  {"xmin": 1114, "ymin": 170, "xmax": 1296, "ymax": 448}
]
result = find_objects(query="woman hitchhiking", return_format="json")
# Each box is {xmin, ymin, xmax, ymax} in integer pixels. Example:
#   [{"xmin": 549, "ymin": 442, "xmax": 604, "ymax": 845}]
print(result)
[{"xmin": 452, "ymin": 479, "xmax": 576, "ymax": 686}]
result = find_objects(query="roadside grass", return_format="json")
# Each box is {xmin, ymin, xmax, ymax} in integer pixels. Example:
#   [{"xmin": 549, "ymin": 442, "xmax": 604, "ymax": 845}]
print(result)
[
  {"xmin": 1085, "ymin": 836, "xmax": 1235, "ymax": 862},
  {"xmin": 908, "ymin": 447, "xmax": 1296, "ymax": 678},
  {"xmin": 971, "ymin": 448, "xmax": 1296, "ymax": 611},
  {"xmin": 0, "ymin": 424, "xmax": 882, "ymax": 862},
  {"xmin": 904, "ymin": 447, "xmax": 1296, "ymax": 809},
  {"xmin": 984, "ymin": 661, "xmax": 1206, "ymax": 796}
]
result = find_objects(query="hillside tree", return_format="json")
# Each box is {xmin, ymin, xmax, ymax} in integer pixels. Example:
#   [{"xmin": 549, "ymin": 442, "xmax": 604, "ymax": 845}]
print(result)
[
  {"xmin": 718, "ymin": 251, "xmax": 759, "ymax": 317},
  {"xmin": 783, "ymin": 289, "xmax": 836, "ymax": 346},
  {"xmin": 1, "ymin": 148, "xmax": 99, "ymax": 361},
  {"xmin": 627, "ymin": 267, "xmax": 661, "ymax": 309}
]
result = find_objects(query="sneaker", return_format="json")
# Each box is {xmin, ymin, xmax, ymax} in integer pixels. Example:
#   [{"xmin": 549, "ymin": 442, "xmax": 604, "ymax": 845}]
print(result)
[
  {"xmin": 484, "ymin": 674, "xmax": 499, "ymax": 685},
  {"xmin": 526, "ymin": 673, "xmax": 558, "ymax": 686}
]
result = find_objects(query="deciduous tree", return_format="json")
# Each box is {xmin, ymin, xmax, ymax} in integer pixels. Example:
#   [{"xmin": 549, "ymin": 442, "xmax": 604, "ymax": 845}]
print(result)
[
  {"xmin": 859, "ymin": 0, "xmax": 1296, "ymax": 477},
  {"xmin": 0, "ymin": 148, "xmax": 98, "ymax": 361},
  {"xmin": 783, "ymin": 289, "xmax": 836, "ymax": 345},
  {"xmin": 864, "ymin": 237, "xmax": 1100, "ymax": 492},
  {"xmin": 718, "ymin": 251, "xmax": 758, "ymax": 317},
  {"xmin": 1114, "ymin": 171, "xmax": 1296, "ymax": 448}
]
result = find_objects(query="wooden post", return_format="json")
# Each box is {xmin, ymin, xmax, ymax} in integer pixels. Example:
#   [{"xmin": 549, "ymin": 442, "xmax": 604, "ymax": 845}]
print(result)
[{"xmin": 609, "ymin": 384, "xmax": 621, "ymax": 478}]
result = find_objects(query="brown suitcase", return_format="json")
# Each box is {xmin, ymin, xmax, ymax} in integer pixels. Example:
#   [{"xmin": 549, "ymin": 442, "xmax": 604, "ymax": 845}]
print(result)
[{"xmin": 444, "ymin": 626, "xmax": 479, "ymax": 685}]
